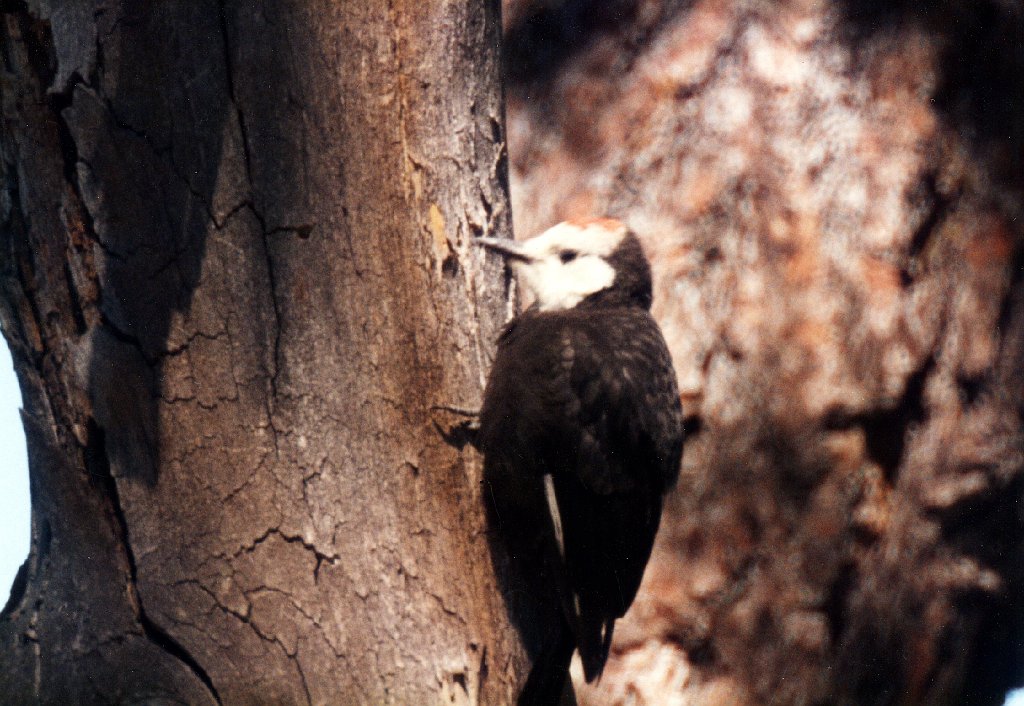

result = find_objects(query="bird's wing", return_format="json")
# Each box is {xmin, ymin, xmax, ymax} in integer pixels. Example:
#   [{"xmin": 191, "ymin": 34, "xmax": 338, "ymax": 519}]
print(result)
[
  {"xmin": 559, "ymin": 312, "xmax": 683, "ymax": 494},
  {"xmin": 543, "ymin": 312, "xmax": 684, "ymax": 680}
]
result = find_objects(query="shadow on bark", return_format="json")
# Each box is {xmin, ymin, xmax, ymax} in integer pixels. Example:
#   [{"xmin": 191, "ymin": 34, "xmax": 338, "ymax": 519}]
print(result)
[
  {"xmin": 504, "ymin": 0, "xmax": 696, "ymax": 92},
  {"xmin": 0, "ymin": 1, "xmax": 307, "ymax": 702},
  {"xmin": 72, "ymin": 3, "xmax": 227, "ymax": 486}
]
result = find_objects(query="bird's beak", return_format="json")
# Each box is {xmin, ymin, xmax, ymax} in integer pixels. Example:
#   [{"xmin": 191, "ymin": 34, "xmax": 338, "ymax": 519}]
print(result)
[{"xmin": 474, "ymin": 237, "xmax": 533, "ymax": 263}]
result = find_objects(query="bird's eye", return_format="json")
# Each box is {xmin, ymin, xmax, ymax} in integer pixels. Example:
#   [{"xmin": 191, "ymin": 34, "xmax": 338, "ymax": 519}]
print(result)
[{"xmin": 559, "ymin": 250, "xmax": 579, "ymax": 263}]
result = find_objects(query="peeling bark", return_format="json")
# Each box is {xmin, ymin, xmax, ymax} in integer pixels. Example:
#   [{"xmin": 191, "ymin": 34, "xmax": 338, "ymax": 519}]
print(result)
[
  {"xmin": 504, "ymin": 1, "xmax": 1024, "ymax": 704},
  {"xmin": 0, "ymin": 1, "xmax": 525, "ymax": 704}
]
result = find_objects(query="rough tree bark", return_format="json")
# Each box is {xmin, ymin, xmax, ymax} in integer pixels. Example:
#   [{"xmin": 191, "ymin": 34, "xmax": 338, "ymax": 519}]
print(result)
[
  {"xmin": 504, "ymin": 1, "xmax": 1024, "ymax": 704},
  {"xmin": 0, "ymin": 1, "xmax": 527, "ymax": 704}
]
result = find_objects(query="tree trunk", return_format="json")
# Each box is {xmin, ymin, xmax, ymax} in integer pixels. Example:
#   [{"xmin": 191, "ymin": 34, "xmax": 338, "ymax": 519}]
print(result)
[
  {"xmin": 0, "ymin": 1, "xmax": 525, "ymax": 704},
  {"xmin": 504, "ymin": 1, "xmax": 1024, "ymax": 704}
]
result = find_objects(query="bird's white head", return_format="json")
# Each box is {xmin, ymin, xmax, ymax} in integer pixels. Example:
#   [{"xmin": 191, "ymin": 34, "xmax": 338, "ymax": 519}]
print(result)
[{"xmin": 476, "ymin": 219, "xmax": 632, "ymax": 311}]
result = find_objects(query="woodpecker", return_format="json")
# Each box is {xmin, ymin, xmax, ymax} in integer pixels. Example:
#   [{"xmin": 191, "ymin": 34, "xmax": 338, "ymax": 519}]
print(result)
[{"xmin": 476, "ymin": 219, "xmax": 683, "ymax": 703}]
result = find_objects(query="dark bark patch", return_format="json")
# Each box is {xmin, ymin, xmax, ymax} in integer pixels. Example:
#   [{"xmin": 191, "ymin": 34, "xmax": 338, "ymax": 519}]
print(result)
[
  {"xmin": 825, "ymin": 355, "xmax": 934, "ymax": 484},
  {"xmin": 504, "ymin": 0, "xmax": 696, "ymax": 92},
  {"xmin": 956, "ymin": 372, "xmax": 986, "ymax": 407},
  {"xmin": 901, "ymin": 170, "xmax": 957, "ymax": 286},
  {"xmin": 7, "ymin": 1, "xmax": 56, "ymax": 93},
  {"xmin": 860, "ymin": 358, "xmax": 932, "ymax": 483},
  {"xmin": 61, "ymin": 262, "xmax": 86, "ymax": 335},
  {"xmin": 504, "ymin": 0, "xmax": 635, "ymax": 87},
  {"xmin": 823, "ymin": 561, "xmax": 856, "ymax": 648},
  {"xmin": 442, "ymin": 252, "xmax": 460, "ymax": 278},
  {"xmin": 995, "ymin": 244, "xmax": 1024, "ymax": 358},
  {"xmin": 837, "ymin": 0, "xmax": 1024, "ymax": 196}
]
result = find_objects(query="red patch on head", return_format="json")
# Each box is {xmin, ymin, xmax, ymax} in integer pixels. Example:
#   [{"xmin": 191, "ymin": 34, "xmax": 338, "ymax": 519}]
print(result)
[{"xmin": 565, "ymin": 216, "xmax": 625, "ymax": 231}]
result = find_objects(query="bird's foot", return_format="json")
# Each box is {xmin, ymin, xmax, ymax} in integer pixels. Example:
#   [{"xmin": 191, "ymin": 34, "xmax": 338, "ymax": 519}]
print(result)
[{"xmin": 430, "ymin": 404, "xmax": 481, "ymax": 449}]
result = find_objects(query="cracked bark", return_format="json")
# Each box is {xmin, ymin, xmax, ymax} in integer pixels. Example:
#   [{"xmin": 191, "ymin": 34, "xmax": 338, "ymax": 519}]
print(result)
[
  {"xmin": 504, "ymin": 1, "xmax": 1024, "ymax": 704},
  {"xmin": 0, "ymin": 1, "xmax": 525, "ymax": 704}
]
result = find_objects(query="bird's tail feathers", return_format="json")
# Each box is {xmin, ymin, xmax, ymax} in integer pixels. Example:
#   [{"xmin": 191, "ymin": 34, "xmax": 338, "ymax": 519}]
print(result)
[
  {"xmin": 518, "ymin": 614, "xmax": 576, "ymax": 706},
  {"xmin": 577, "ymin": 616, "xmax": 615, "ymax": 683}
]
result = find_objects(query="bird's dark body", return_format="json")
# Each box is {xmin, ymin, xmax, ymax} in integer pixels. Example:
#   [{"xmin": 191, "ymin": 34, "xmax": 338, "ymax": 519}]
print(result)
[{"xmin": 479, "ymin": 230, "xmax": 683, "ymax": 698}]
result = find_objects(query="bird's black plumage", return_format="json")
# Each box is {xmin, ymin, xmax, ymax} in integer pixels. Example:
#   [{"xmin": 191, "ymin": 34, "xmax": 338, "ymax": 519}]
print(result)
[{"xmin": 478, "ymin": 223, "xmax": 683, "ymax": 701}]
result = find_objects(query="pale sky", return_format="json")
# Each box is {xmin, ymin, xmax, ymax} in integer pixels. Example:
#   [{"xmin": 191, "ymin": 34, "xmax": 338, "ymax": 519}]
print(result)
[{"xmin": 0, "ymin": 337, "xmax": 29, "ymax": 603}]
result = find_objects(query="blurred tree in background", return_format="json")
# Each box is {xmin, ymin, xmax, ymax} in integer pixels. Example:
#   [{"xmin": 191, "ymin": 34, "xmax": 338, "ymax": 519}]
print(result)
[{"xmin": 504, "ymin": 1, "xmax": 1024, "ymax": 703}]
